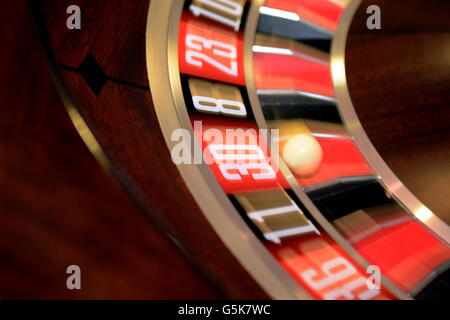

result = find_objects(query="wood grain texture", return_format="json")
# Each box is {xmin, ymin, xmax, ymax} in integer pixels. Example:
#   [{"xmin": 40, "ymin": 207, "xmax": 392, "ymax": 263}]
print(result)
[
  {"xmin": 30, "ymin": 0, "xmax": 269, "ymax": 299},
  {"xmin": 346, "ymin": 0, "xmax": 450, "ymax": 224},
  {"xmin": 349, "ymin": 0, "xmax": 450, "ymax": 33},
  {"xmin": 0, "ymin": 0, "xmax": 223, "ymax": 299}
]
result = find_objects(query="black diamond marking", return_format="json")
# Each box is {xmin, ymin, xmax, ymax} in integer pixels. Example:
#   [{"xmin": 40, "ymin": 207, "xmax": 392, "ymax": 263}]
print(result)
[
  {"xmin": 60, "ymin": 53, "xmax": 150, "ymax": 94},
  {"xmin": 78, "ymin": 54, "xmax": 108, "ymax": 96}
]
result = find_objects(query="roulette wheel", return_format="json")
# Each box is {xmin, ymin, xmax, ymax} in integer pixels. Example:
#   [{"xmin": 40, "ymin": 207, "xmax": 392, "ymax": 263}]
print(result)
[{"xmin": 1, "ymin": 0, "xmax": 449, "ymax": 300}]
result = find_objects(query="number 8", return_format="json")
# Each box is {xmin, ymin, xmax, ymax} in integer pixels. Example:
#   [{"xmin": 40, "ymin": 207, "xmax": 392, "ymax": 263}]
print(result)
[{"xmin": 192, "ymin": 95, "xmax": 246, "ymax": 117}]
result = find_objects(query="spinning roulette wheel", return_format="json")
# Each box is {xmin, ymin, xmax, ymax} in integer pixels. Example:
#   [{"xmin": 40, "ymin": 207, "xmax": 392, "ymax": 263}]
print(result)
[{"xmin": 1, "ymin": 0, "xmax": 449, "ymax": 300}]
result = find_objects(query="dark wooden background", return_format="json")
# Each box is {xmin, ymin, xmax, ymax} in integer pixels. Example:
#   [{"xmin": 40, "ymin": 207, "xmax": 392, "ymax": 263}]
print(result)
[
  {"xmin": 0, "ymin": 0, "xmax": 267, "ymax": 299},
  {"xmin": 346, "ymin": 0, "xmax": 450, "ymax": 224}
]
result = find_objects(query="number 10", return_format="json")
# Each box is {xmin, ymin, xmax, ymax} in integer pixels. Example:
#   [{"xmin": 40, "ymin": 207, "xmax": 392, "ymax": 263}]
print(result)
[{"xmin": 190, "ymin": 0, "xmax": 244, "ymax": 31}]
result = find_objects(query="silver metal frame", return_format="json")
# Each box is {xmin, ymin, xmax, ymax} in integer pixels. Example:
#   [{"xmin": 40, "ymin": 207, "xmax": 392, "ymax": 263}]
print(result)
[
  {"xmin": 244, "ymin": 0, "xmax": 410, "ymax": 300},
  {"xmin": 145, "ymin": 0, "xmax": 312, "ymax": 300},
  {"xmin": 331, "ymin": 0, "xmax": 450, "ymax": 244}
]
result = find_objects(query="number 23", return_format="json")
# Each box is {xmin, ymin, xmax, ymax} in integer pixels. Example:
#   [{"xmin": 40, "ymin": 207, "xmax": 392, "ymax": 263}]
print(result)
[{"xmin": 186, "ymin": 34, "xmax": 238, "ymax": 77}]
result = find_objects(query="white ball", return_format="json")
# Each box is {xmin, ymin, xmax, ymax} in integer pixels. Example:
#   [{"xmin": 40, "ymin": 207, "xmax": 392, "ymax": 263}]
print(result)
[{"xmin": 282, "ymin": 134, "xmax": 323, "ymax": 177}]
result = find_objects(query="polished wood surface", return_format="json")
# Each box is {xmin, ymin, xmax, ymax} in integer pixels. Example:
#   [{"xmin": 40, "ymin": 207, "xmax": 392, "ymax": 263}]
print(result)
[
  {"xmin": 346, "ymin": 0, "xmax": 450, "ymax": 224},
  {"xmin": 0, "ymin": 0, "xmax": 267, "ymax": 299},
  {"xmin": 0, "ymin": 0, "xmax": 220, "ymax": 299}
]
